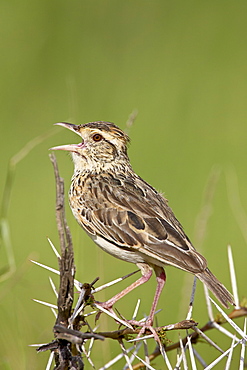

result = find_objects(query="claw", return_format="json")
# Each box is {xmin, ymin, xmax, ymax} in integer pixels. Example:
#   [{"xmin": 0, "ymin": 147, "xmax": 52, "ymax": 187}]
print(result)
[
  {"xmin": 94, "ymin": 301, "xmax": 134, "ymax": 329},
  {"xmin": 128, "ymin": 318, "xmax": 161, "ymax": 343}
]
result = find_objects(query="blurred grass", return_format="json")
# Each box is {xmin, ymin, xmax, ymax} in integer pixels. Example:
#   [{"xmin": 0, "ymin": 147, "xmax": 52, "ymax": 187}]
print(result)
[{"xmin": 0, "ymin": 1, "xmax": 247, "ymax": 368}]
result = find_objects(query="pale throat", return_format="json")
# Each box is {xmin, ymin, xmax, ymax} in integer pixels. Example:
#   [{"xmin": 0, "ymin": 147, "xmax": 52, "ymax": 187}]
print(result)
[{"xmin": 71, "ymin": 151, "xmax": 132, "ymax": 175}]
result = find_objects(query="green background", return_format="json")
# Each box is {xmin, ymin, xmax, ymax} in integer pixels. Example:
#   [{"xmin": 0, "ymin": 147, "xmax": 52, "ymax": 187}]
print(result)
[{"xmin": 0, "ymin": 1, "xmax": 246, "ymax": 369}]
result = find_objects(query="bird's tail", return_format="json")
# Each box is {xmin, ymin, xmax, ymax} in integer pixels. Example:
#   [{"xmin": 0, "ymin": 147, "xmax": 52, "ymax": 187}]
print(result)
[{"xmin": 196, "ymin": 268, "xmax": 235, "ymax": 309}]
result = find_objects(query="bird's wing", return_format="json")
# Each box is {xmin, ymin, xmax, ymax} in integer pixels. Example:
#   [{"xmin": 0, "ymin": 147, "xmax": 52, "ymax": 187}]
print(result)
[{"xmin": 72, "ymin": 172, "xmax": 207, "ymax": 273}]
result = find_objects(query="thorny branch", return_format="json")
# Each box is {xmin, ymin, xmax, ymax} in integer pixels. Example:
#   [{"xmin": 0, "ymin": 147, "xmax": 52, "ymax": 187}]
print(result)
[
  {"xmin": 37, "ymin": 154, "xmax": 104, "ymax": 369},
  {"xmin": 129, "ymin": 305, "xmax": 247, "ymax": 370},
  {"xmin": 50, "ymin": 153, "xmax": 74, "ymax": 328}
]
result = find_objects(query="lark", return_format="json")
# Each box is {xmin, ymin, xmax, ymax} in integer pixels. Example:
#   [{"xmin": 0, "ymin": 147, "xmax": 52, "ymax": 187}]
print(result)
[{"xmin": 52, "ymin": 121, "xmax": 234, "ymax": 334}]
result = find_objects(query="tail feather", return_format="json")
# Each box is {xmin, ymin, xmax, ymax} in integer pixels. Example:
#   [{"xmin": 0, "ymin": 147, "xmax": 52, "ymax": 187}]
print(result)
[{"xmin": 196, "ymin": 268, "xmax": 235, "ymax": 309}]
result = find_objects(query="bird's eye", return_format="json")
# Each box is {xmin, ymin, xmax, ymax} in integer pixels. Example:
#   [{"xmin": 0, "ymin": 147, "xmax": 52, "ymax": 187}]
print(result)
[{"xmin": 92, "ymin": 133, "xmax": 103, "ymax": 142}]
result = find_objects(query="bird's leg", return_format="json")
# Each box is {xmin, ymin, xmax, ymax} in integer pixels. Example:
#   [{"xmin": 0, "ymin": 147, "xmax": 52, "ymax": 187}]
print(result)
[
  {"xmin": 147, "ymin": 266, "xmax": 166, "ymax": 325},
  {"xmin": 128, "ymin": 266, "xmax": 166, "ymax": 342},
  {"xmin": 96, "ymin": 264, "xmax": 152, "ymax": 311},
  {"xmin": 95, "ymin": 264, "xmax": 166, "ymax": 343}
]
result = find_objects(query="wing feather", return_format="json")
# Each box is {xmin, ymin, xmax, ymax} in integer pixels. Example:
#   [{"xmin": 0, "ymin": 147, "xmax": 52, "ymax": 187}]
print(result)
[{"xmin": 70, "ymin": 172, "xmax": 207, "ymax": 273}]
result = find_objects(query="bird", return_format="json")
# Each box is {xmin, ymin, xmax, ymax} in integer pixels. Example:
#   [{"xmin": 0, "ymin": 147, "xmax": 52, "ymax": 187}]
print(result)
[{"xmin": 51, "ymin": 121, "xmax": 234, "ymax": 334}]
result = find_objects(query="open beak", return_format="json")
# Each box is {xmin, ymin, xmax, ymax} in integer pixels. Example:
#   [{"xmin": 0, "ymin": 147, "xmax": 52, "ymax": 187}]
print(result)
[{"xmin": 50, "ymin": 122, "xmax": 83, "ymax": 152}]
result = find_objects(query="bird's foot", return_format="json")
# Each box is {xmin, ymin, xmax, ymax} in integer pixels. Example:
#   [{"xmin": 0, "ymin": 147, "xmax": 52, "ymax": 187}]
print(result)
[
  {"xmin": 94, "ymin": 300, "xmax": 115, "ymax": 320},
  {"xmin": 95, "ymin": 300, "xmax": 114, "ymax": 311},
  {"xmin": 94, "ymin": 302, "xmax": 161, "ymax": 341},
  {"xmin": 128, "ymin": 318, "xmax": 160, "ymax": 343},
  {"xmin": 94, "ymin": 301, "xmax": 135, "ymax": 329}
]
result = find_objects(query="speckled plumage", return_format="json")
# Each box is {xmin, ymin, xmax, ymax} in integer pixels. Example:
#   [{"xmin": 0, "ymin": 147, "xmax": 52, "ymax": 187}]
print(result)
[{"xmin": 52, "ymin": 121, "xmax": 234, "ymax": 319}]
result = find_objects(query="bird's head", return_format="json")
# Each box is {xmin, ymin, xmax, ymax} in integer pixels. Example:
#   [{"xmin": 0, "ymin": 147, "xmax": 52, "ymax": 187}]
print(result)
[{"xmin": 51, "ymin": 121, "xmax": 130, "ymax": 172}]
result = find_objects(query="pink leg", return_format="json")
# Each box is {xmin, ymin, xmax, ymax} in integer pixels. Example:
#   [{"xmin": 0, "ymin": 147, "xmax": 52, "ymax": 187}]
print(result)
[
  {"xmin": 96, "ymin": 264, "xmax": 166, "ymax": 343},
  {"xmin": 97, "ymin": 264, "xmax": 152, "ymax": 309},
  {"xmin": 128, "ymin": 266, "xmax": 166, "ymax": 342},
  {"xmin": 148, "ymin": 267, "xmax": 166, "ymax": 324}
]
